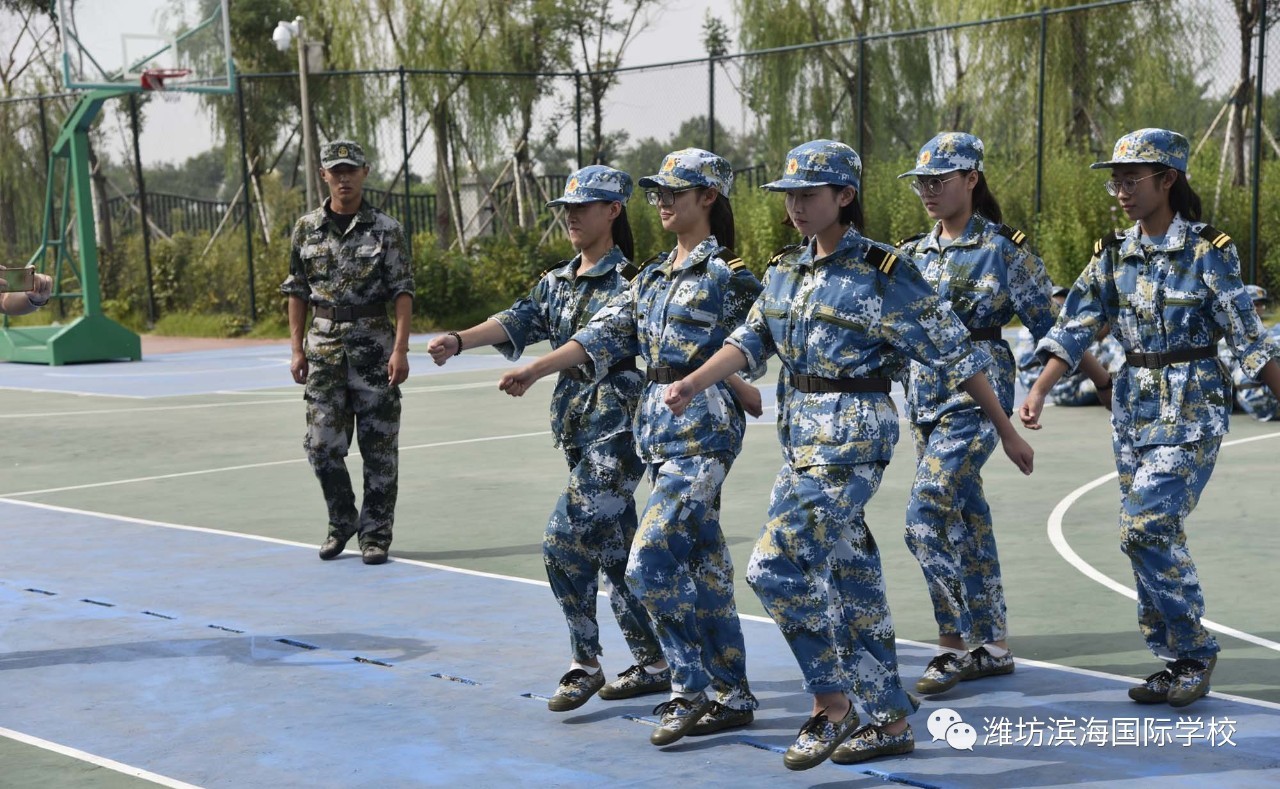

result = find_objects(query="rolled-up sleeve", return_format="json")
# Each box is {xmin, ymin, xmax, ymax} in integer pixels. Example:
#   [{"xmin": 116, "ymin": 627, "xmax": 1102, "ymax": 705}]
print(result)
[
  {"xmin": 382, "ymin": 223, "xmax": 414, "ymax": 299},
  {"xmin": 1206, "ymin": 245, "xmax": 1280, "ymax": 380},
  {"xmin": 491, "ymin": 279, "xmax": 551, "ymax": 361},
  {"xmin": 571, "ymin": 288, "xmax": 639, "ymax": 382},
  {"xmin": 1036, "ymin": 258, "xmax": 1108, "ymax": 374},
  {"xmin": 280, "ymin": 221, "xmax": 311, "ymax": 299}
]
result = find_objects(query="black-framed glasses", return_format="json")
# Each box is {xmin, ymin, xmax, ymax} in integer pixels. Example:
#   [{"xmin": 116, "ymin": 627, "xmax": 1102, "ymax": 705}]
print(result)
[
  {"xmin": 1104, "ymin": 171, "xmax": 1164, "ymax": 197},
  {"xmin": 909, "ymin": 174, "xmax": 962, "ymax": 197},
  {"xmin": 645, "ymin": 187, "xmax": 696, "ymax": 207}
]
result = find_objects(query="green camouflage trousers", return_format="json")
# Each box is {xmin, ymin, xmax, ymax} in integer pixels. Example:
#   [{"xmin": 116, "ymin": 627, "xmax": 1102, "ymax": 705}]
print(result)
[{"xmin": 304, "ymin": 319, "xmax": 401, "ymax": 548}]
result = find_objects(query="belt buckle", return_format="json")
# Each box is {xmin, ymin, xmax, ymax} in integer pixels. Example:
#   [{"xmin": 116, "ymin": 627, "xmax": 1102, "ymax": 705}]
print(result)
[
  {"xmin": 334, "ymin": 305, "xmax": 352, "ymax": 321},
  {"xmin": 1137, "ymin": 351, "xmax": 1159, "ymax": 367}
]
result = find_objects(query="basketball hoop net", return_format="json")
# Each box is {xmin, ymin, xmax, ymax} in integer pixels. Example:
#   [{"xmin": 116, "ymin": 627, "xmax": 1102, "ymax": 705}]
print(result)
[{"xmin": 139, "ymin": 68, "xmax": 191, "ymax": 102}]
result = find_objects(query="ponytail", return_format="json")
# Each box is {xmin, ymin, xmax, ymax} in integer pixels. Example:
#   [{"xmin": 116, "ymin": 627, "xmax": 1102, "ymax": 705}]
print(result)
[
  {"xmin": 612, "ymin": 204, "xmax": 635, "ymax": 260},
  {"xmin": 709, "ymin": 192, "xmax": 735, "ymax": 252},
  {"xmin": 971, "ymin": 172, "xmax": 1003, "ymax": 225},
  {"xmin": 1161, "ymin": 166, "xmax": 1202, "ymax": 221}
]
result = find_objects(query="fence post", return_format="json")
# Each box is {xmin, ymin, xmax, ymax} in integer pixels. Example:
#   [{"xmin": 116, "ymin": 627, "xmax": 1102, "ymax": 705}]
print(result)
[
  {"xmin": 574, "ymin": 70, "xmax": 583, "ymax": 168},
  {"xmin": 1250, "ymin": 1, "xmax": 1266, "ymax": 285},
  {"xmin": 855, "ymin": 37, "xmax": 865, "ymax": 156},
  {"xmin": 400, "ymin": 65, "xmax": 412, "ymax": 257},
  {"xmin": 236, "ymin": 77, "xmax": 257, "ymax": 322},
  {"xmin": 1034, "ymin": 6, "xmax": 1047, "ymax": 228},
  {"xmin": 708, "ymin": 56, "xmax": 716, "ymax": 152},
  {"xmin": 129, "ymin": 93, "xmax": 156, "ymax": 326}
]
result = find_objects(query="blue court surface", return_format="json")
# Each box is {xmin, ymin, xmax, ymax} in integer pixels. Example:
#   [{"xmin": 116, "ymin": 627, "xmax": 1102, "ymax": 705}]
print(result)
[
  {"xmin": 3, "ymin": 499, "xmax": 1278, "ymax": 788},
  {"xmin": 3, "ymin": 335, "xmax": 1279, "ymax": 787}
]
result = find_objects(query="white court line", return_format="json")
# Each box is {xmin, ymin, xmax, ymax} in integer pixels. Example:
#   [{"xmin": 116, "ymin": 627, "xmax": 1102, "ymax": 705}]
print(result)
[
  {"xmin": 0, "ymin": 385, "xmax": 145, "ymax": 400},
  {"xmin": 0, "ymin": 726, "xmax": 200, "ymax": 789},
  {"xmin": 44, "ymin": 359, "xmax": 288, "ymax": 378},
  {"xmin": 0, "ymin": 398, "xmax": 296, "ymax": 419},
  {"xmin": 0, "ymin": 431, "xmax": 552, "ymax": 498},
  {"xmin": 3, "ymin": 495, "xmax": 1278, "ymax": 713},
  {"xmin": 1048, "ymin": 429, "xmax": 1280, "ymax": 654}
]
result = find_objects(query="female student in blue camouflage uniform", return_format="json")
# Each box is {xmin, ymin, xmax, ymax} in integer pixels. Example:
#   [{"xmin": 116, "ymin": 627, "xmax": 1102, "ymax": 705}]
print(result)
[
  {"xmin": 1023, "ymin": 128, "xmax": 1280, "ymax": 708},
  {"xmin": 664, "ymin": 140, "xmax": 1035, "ymax": 770},
  {"xmin": 896, "ymin": 133, "xmax": 1111, "ymax": 697},
  {"xmin": 498, "ymin": 149, "xmax": 762, "ymax": 747},
  {"xmin": 427, "ymin": 166, "xmax": 670, "ymax": 713}
]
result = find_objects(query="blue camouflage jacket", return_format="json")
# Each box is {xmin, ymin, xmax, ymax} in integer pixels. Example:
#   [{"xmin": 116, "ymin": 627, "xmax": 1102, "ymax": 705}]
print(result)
[
  {"xmin": 728, "ymin": 226, "xmax": 992, "ymax": 468},
  {"xmin": 491, "ymin": 246, "xmax": 643, "ymax": 449},
  {"xmin": 1037, "ymin": 214, "xmax": 1280, "ymax": 446},
  {"xmin": 572, "ymin": 236, "xmax": 762, "ymax": 462},
  {"xmin": 899, "ymin": 213, "xmax": 1057, "ymax": 422},
  {"xmin": 1217, "ymin": 324, "xmax": 1280, "ymax": 422}
]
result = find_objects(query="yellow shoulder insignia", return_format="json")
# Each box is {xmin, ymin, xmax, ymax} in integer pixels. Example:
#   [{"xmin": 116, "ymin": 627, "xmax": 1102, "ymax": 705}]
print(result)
[
  {"xmin": 1196, "ymin": 224, "xmax": 1232, "ymax": 250},
  {"xmin": 897, "ymin": 232, "xmax": 927, "ymax": 248},
  {"xmin": 996, "ymin": 224, "xmax": 1027, "ymax": 247},
  {"xmin": 769, "ymin": 243, "xmax": 803, "ymax": 266},
  {"xmin": 619, "ymin": 261, "xmax": 640, "ymax": 281},
  {"xmin": 1094, "ymin": 231, "xmax": 1123, "ymax": 257},
  {"xmin": 866, "ymin": 246, "xmax": 898, "ymax": 275},
  {"xmin": 727, "ymin": 257, "xmax": 746, "ymax": 271}
]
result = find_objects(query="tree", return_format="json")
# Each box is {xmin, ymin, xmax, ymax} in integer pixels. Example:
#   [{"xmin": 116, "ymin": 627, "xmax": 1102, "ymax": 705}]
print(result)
[
  {"xmin": 566, "ymin": 0, "xmax": 664, "ymax": 164},
  {"xmin": 1228, "ymin": 1, "xmax": 1280, "ymax": 185}
]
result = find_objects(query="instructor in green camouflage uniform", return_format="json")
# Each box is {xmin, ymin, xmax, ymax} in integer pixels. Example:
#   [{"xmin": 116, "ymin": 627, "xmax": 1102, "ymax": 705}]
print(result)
[{"xmin": 281, "ymin": 140, "xmax": 414, "ymax": 566}]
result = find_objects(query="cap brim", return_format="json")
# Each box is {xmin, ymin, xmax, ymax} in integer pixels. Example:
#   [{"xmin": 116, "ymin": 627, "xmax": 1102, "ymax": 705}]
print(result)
[
  {"xmin": 761, "ymin": 177, "xmax": 855, "ymax": 191},
  {"xmin": 323, "ymin": 158, "xmax": 364, "ymax": 168},
  {"xmin": 545, "ymin": 195, "xmax": 616, "ymax": 208},
  {"xmin": 897, "ymin": 166, "xmax": 962, "ymax": 178},
  {"xmin": 637, "ymin": 174, "xmax": 697, "ymax": 190}
]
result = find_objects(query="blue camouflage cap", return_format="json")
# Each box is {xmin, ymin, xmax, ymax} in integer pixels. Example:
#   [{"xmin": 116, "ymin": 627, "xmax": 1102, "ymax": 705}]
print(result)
[
  {"xmin": 320, "ymin": 139, "xmax": 366, "ymax": 168},
  {"xmin": 762, "ymin": 139, "xmax": 862, "ymax": 192},
  {"xmin": 545, "ymin": 165, "xmax": 633, "ymax": 207},
  {"xmin": 898, "ymin": 132, "xmax": 985, "ymax": 178},
  {"xmin": 638, "ymin": 148, "xmax": 734, "ymax": 197},
  {"xmin": 1245, "ymin": 284, "xmax": 1269, "ymax": 303},
  {"xmin": 1091, "ymin": 128, "xmax": 1190, "ymax": 172}
]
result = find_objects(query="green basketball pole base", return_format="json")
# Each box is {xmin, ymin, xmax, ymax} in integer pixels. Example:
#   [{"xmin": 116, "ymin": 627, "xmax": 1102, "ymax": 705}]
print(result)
[{"xmin": 0, "ymin": 315, "xmax": 141, "ymax": 365}]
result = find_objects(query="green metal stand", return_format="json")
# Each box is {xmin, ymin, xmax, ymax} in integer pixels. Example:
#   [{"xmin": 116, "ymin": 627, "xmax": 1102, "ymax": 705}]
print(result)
[{"xmin": 1, "ymin": 89, "xmax": 142, "ymax": 365}]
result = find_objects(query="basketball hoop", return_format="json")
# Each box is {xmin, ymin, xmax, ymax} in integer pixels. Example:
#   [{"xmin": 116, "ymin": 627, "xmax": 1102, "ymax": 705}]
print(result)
[{"xmin": 139, "ymin": 68, "xmax": 191, "ymax": 102}]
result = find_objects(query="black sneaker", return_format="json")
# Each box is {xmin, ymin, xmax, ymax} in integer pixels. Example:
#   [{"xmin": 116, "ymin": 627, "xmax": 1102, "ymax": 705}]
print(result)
[
  {"xmin": 1128, "ymin": 667, "xmax": 1174, "ymax": 704},
  {"xmin": 547, "ymin": 668, "xmax": 605, "ymax": 712},
  {"xmin": 964, "ymin": 645, "xmax": 1015, "ymax": 680},
  {"xmin": 689, "ymin": 702, "xmax": 754, "ymax": 735},
  {"xmin": 649, "ymin": 692, "xmax": 712, "ymax": 746},
  {"xmin": 1167, "ymin": 656, "xmax": 1216, "ymax": 708},
  {"xmin": 782, "ymin": 702, "xmax": 860, "ymax": 771},
  {"xmin": 597, "ymin": 664, "xmax": 672, "ymax": 700},
  {"xmin": 915, "ymin": 651, "xmax": 974, "ymax": 694}
]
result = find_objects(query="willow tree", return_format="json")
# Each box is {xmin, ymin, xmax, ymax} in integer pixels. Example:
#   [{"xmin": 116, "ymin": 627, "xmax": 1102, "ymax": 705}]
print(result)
[{"xmin": 733, "ymin": 0, "xmax": 938, "ymax": 165}]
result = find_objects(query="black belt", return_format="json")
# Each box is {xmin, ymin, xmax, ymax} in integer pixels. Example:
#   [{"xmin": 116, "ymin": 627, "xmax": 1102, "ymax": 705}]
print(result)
[
  {"xmin": 646, "ymin": 366, "xmax": 693, "ymax": 385},
  {"xmin": 968, "ymin": 326, "xmax": 1003, "ymax": 342},
  {"xmin": 560, "ymin": 358, "xmax": 638, "ymax": 382},
  {"xmin": 789, "ymin": 372, "xmax": 892, "ymax": 394},
  {"xmin": 1125, "ymin": 346, "xmax": 1216, "ymax": 368},
  {"xmin": 313, "ymin": 303, "xmax": 387, "ymax": 321}
]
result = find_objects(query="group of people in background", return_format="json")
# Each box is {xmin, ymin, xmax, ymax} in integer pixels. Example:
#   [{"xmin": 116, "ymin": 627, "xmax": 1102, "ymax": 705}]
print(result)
[{"xmin": 282, "ymin": 124, "xmax": 1280, "ymax": 772}]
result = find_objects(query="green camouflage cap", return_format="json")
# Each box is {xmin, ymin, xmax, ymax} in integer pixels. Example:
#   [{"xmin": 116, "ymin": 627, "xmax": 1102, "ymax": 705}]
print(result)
[{"xmin": 321, "ymin": 140, "xmax": 367, "ymax": 169}]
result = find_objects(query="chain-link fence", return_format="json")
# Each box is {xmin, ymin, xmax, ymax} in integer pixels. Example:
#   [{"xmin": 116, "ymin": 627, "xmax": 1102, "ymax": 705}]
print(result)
[{"xmin": 1, "ymin": 0, "xmax": 1275, "ymax": 327}]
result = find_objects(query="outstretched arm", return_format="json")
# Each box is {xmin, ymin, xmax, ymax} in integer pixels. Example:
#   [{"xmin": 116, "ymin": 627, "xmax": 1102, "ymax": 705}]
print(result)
[
  {"xmin": 664, "ymin": 346, "xmax": 750, "ymax": 416},
  {"xmin": 427, "ymin": 319, "xmax": 510, "ymax": 366},
  {"xmin": 497, "ymin": 340, "xmax": 590, "ymax": 397}
]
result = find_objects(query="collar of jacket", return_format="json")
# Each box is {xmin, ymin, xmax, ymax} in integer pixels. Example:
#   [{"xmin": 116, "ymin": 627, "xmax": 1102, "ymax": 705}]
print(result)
[
  {"xmin": 919, "ymin": 212, "xmax": 988, "ymax": 254},
  {"xmin": 552, "ymin": 245, "xmax": 626, "ymax": 280},
  {"xmin": 1119, "ymin": 213, "xmax": 1190, "ymax": 259},
  {"xmin": 796, "ymin": 225, "xmax": 864, "ymax": 269},
  {"xmin": 659, "ymin": 235, "xmax": 721, "ymax": 275}
]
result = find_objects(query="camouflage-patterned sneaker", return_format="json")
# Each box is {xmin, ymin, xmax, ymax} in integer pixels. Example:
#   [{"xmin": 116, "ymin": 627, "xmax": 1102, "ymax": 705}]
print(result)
[
  {"xmin": 1167, "ymin": 656, "xmax": 1216, "ymax": 708},
  {"xmin": 649, "ymin": 692, "xmax": 712, "ymax": 746},
  {"xmin": 597, "ymin": 664, "xmax": 672, "ymax": 700},
  {"xmin": 963, "ymin": 645, "xmax": 1015, "ymax": 680},
  {"xmin": 915, "ymin": 651, "xmax": 974, "ymax": 694},
  {"xmin": 547, "ymin": 668, "xmax": 605, "ymax": 712},
  {"xmin": 1128, "ymin": 667, "xmax": 1174, "ymax": 704},
  {"xmin": 830, "ymin": 723, "xmax": 915, "ymax": 764},
  {"xmin": 689, "ymin": 702, "xmax": 754, "ymax": 735},
  {"xmin": 782, "ymin": 702, "xmax": 860, "ymax": 771}
]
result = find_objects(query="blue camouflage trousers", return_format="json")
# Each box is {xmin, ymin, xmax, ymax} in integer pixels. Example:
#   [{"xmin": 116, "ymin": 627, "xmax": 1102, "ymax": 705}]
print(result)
[
  {"xmin": 304, "ymin": 321, "xmax": 400, "ymax": 549},
  {"xmin": 748, "ymin": 461, "xmax": 916, "ymax": 725},
  {"xmin": 625, "ymin": 452, "xmax": 757, "ymax": 711},
  {"xmin": 905, "ymin": 409, "xmax": 1007, "ymax": 644},
  {"xmin": 544, "ymin": 431, "xmax": 663, "ymax": 666},
  {"xmin": 1114, "ymin": 433, "xmax": 1221, "ymax": 661}
]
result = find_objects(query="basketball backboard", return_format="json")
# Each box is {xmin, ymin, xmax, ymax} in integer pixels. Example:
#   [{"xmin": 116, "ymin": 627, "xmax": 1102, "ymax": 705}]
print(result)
[{"xmin": 57, "ymin": 0, "xmax": 234, "ymax": 94}]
